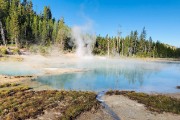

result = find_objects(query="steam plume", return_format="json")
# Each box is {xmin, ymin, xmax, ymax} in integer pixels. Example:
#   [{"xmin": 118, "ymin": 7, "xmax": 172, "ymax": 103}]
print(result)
[{"xmin": 71, "ymin": 21, "xmax": 96, "ymax": 57}]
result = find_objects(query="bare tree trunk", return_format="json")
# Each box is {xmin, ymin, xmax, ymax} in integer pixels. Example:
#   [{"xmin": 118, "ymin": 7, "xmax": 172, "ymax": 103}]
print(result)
[
  {"xmin": 122, "ymin": 41, "xmax": 124, "ymax": 56},
  {"xmin": 15, "ymin": 37, "xmax": 19, "ymax": 48},
  {"xmin": 113, "ymin": 38, "xmax": 115, "ymax": 55},
  {"xmin": 108, "ymin": 37, "xmax": 109, "ymax": 57},
  {"xmin": 118, "ymin": 37, "xmax": 120, "ymax": 54},
  {"xmin": 116, "ymin": 38, "xmax": 119, "ymax": 53},
  {"xmin": 0, "ymin": 20, "xmax": 6, "ymax": 46},
  {"xmin": 153, "ymin": 46, "xmax": 155, "ymax": 58}
]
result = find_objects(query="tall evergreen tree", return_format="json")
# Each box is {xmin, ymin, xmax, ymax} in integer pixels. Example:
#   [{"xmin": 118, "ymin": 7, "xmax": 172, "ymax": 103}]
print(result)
[
  {"xmin": 148, "ymin": 37, "xmax": 153, "ymax": 53},
  {"xmin": 32, "ymin": 15, "xmax": 39, "ymax": 42},
  {"xmin": 43, "ymin": 6, "xmax": 52, "ymax": 20},
  {"xmin": 9, "ymin": 0, "xmax": 20, "ymax": 47},
  {"xmin": 56, "ymin": 18, "xmax": 70, "ymax": 49},
  {"xmin": 52, "ymin": 21, "xmax": 58, "ymax": 43},
  {"xmin": 132, "ymin": 30, "xmax": 138, "ymax": 55},
  {"xmin": 41, "ymin": 19, "xmax": 48, "ymax": 45},
  {"xmin": 138, "ymin": 27, "xmax": 147, "ymax": 54}
]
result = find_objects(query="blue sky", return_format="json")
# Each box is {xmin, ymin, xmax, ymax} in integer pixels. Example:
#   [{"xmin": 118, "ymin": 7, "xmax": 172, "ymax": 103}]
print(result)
[{"xmin": 31, "ymin": 0, "xmax": 180, "ymax": 47}]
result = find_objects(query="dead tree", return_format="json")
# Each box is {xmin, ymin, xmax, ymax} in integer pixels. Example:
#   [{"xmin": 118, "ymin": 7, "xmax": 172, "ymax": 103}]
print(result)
[{"xmin": 0, "ymin": 20, "xmax": 6, "ymax": 46}]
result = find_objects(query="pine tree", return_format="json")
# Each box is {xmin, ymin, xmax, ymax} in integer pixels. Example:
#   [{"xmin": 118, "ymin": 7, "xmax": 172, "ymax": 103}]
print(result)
[
  {"xmin": 5, "ymin": 17, "xmax": 10, "ymax": 43},
  {"xmin": 32, "ymin": 15, "xmax": 39, "ymax": 42},
  {"xmin": 56, "ymin": 18, "xmax": 70, "ymax": 49},
  {"xmin": 138, "ymin": 27, "xmax": 146, "ymax": 54},
  {"xmin": 52, "ymin": 21, "xmax": 58, "ymax": 43},
  {"xmin": 148, "ymin": 37, "xmax": 153, "ymax": 53},
  {"xmin": 41, "ymin": 19, "xmax": 48, "ymax": 45},
  {"xmin": 117, "ymin": 30, "xmax": 121, "ymax": 55},
  {"xmin": 48, "ymin": 19, "xmax": 54, "ymax": 43},
  {"xmin": 13, "ymin": 12, "xmax": 20, "ymax": 47},
  {"xmin": 132, "ymin": 30, "xmax": 138, "ymax": 55},
  {"xmin": 9, "ymin": 0, "xmax": 20, "ymax": 47},
  {"xmin": 106, "ymin": 34, "xmax": 110, "ymax": 57},
  {"xmin": 43, "ymin": 6, "xmax": 52, "ymax": 20}
]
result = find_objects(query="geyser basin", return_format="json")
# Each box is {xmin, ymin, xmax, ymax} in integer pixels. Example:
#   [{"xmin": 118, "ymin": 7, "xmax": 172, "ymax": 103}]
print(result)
[{"xmin": 34, "ymin": 58, "xmax": 180, "ymax": 93}]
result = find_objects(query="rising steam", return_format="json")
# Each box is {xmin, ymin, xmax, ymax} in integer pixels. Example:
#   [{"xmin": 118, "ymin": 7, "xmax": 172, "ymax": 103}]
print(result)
[{"xmin": 71, "ymin": 22, "xmax": 96, "ymax": 57}]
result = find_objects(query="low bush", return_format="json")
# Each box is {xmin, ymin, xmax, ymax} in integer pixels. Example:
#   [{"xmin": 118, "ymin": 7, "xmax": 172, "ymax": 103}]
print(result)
[
  {"xmin": 39, "ymin": 46, "xmax": 49, "ymax": 55},
  {"xmin": 11, "ymin": 48, "xmax": 20, "ymax": 55},
  {"xmin": 0, "ymin": 47, "xmax": 7, "ymax": 55},
  {"xmin": 29, "ymin": 45, "xmax": 38, "ymax": 53}
]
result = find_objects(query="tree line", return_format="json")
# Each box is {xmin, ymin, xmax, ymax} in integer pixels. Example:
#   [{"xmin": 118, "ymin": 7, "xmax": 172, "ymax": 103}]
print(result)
[
  {"xmin": 93, "ymin": 28, "xmax": 180, "ymax": 58},
  {"xmin": 0, "ymin": 0, "xmax": 70, "ymax": 49},
  {"xmin": 0, "ymin": 0, "xmax": 179, "ymax": 58}
]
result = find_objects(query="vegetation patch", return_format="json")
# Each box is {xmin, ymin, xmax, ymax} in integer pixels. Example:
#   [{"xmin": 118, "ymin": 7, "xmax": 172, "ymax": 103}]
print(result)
[
  {"xmin": 0, "ymin": 47, "xmax": 21, "ymax": 56},
  {"xmin": 0, "ymin": 47, "xmax": 8, "ymax": 55},
  {"xmin": 0, "ymin": 84, "xmax": 100, "ymax": 120},
  {"xmin": 29, "ymin": 45, "xmax": 49, "ymax": 56},
  {"xmin": 11, "ymin": 48, "xmax": 20, "ymax": 55},
  {"xmin": 0, "ymin": 83, "xmax": 20, "ymax": 88},
  {"xmin": 106, "ymin": 90, "xmax": 180, "ymax": 114}
]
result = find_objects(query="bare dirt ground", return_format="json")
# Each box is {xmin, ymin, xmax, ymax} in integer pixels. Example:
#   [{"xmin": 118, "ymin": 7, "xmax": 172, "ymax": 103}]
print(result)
[
  {"xmin": 29, "ymin": 93, "xmax": 180, "ymax": 120},
  {"xmin": 103, "ymin": 95, "xmax": 180, "ymax": 120},
  {"xmin": 0, "ymin": 75, "xmax": 36, "ymax": 84},
  {"xmin": 76, "ymin": 108, "xmax": 113, "ymax": 120},
  {"xmin": 43, "ymin": 68, "xmax": 87, "ymax": 76},
  {"xmin": 28, "ymin": 107, "xmax": 113, "ymax": 120}
]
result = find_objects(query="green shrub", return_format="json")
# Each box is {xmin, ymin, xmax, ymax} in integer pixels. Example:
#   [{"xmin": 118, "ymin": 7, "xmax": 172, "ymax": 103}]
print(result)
[
  {"xmin": 12, "ymin": 48, "xmax": 20, "ymax": 55},
  {"xmin": 29, "ymin": 45, "xmax": 38, "ymax": 53},
  {"xmin": 39, "ymin": 46, "xmax": 49, "ymax": 55},
  {"xmin": 0, "ymin": 47, "xmax": 7, "ymax": 55},
  {"xmin": 29, "ymin": 45, "xmax": 49, "ymax": 55}
]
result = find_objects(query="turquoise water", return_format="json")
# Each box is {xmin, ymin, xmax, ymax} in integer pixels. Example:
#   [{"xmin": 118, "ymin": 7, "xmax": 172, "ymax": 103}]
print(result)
[
  {"xmin": 35, "ymin": 59, "xmax": 180, "ymax": 93},
  {"xmin": 0, "ymin": 62, "xmax": 40, "ymax": 76},
  {"xmin": 0, "ymin": 58, "xmax": 180, "ymax": 93}
]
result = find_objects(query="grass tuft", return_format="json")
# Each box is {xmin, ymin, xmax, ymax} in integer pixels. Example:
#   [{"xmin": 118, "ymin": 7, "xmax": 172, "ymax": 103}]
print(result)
[{"xmin": 0, "ymin": 83, "xmax": 20, "ymax": 88}]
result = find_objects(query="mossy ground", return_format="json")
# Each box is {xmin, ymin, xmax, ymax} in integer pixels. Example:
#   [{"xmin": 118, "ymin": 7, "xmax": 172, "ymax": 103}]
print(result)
[
  {"xmin": 106, "ymin": 90, "xmax": 180, "ymax": 114},
  {"xmin": 0, "ymin": 83, "xmax": 100, "ymax": 120}
]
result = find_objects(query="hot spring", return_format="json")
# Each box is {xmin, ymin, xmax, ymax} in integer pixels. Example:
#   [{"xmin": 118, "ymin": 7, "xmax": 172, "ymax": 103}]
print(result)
[{"xmin": 1, "ymin": 55, "xmax": 180, "ymax": 93}]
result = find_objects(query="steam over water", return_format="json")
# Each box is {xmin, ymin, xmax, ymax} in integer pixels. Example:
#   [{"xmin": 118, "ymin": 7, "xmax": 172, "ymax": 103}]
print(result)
[
  {"xmin": 36, "ymin": 57, "xmax": 180, "ymax": 93},
  {"xmin": 0, "ymin": 55, "xmax": 180, "ymax": 93}
]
